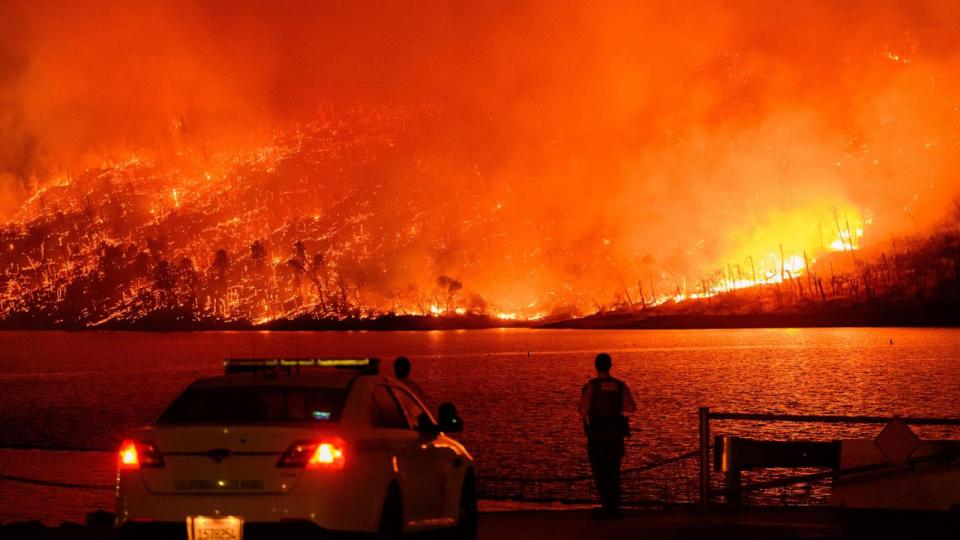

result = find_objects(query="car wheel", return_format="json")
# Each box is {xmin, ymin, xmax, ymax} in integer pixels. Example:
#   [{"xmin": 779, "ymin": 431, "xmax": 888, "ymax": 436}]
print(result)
[
  {"xmin": 453, "ymin": 472, "xmax": 478, "ymax": 540},
  {"xmin": 377, "ymin": 484, "xmax": 403, "ymax": 540}
]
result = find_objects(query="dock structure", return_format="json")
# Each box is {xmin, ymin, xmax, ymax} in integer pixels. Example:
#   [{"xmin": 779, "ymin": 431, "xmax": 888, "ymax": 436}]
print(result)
[{"xmin": 699, "ymin": 408, "xmax": 960, "ymax": 510}]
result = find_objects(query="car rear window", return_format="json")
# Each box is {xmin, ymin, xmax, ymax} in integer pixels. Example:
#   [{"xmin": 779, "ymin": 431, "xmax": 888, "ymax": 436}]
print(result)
[{"xmin": 158, "ymin": 386, "xmax": 348, "ymax": 424}]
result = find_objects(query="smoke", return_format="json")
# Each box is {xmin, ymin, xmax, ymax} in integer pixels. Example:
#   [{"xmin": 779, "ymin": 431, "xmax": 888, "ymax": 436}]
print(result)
[{"xmin": 3, "ymin": 0, "xmax": 960, "ymax": 309}]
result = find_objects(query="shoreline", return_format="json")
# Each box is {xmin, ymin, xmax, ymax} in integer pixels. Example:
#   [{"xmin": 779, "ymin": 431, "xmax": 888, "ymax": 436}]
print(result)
[
  {"xmin": 543, "ymin": 311, "xmax": 960, "ymax": 330},
  {"xmin": 2, "ymin": 300, "xmax": 959, "ymax": 331},
  {"xmin": 1, "ymin": 321, "xmax": 958, "ymax": 332},
  {"xmin": 1, "ymin": 316, "xmax": 959, "ymax": 332}
]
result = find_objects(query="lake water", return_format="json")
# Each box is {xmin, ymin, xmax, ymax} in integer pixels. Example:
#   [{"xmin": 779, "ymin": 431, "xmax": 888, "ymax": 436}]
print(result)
[{"xmin": 1, "ymin": 328, "xmax": 959, "ymax": 524}]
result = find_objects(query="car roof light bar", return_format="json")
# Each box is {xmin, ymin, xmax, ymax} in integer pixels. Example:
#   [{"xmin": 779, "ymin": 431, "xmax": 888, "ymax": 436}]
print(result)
[{"xmin": 224, "ymin": 357, "xmax": 380, "ymax": 375}]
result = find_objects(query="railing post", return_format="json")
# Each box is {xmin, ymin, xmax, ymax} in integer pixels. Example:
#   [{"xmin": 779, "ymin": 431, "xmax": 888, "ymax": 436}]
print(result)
[
  {"xmin": 726, "ymin": 467, "xmax": 742, "ymax": 507},
  {"xmin": 698, "ymin": 406, "xmax": 710, "ymax": 510}
]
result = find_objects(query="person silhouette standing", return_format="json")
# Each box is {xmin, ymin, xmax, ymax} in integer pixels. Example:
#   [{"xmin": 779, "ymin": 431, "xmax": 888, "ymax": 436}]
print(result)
[{"xmin": 578, "ymin": 353, "xmax": 636, "ymax": 519}]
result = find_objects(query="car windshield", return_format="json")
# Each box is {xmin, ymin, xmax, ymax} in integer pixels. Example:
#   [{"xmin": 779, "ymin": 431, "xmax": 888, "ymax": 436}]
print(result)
[{"xmin": 158, "ymin": 386, "xmax": 348, "ymax": 424}]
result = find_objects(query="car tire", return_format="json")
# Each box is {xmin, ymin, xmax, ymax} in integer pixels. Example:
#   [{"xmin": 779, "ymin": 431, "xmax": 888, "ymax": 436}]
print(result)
[
  {"xmin": 376, "ymin": 484, "xmax": 403, "ymax": 540},
  {"xmin": 452, "ymin": 472, "xmax": 478, "ymax": 540}
]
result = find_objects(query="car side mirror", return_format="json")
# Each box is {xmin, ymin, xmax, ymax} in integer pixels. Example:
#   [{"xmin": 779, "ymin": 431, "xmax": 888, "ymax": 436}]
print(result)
[
  {"xmin": 416, "ymin": 412, "xmax": 440, "ymax": 435},
  {"xmin": 437, "ymin": 402, "xmax": 463, "ymax": 434}
]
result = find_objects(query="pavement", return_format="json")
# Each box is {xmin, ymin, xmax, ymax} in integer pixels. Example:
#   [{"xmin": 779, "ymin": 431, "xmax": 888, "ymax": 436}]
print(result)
[
  {"xmin": 3, "ymin": 507, "xmax": 959, "ymax": 539},
  {"xmin": 480, "ymin": 507, "xmax": 960, "ymax": 539}
]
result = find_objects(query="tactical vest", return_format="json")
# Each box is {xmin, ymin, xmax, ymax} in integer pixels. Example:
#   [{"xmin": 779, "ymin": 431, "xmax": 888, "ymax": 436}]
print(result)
[{"xmin": 588, "ymin": 377, "xmax": 624, "ymax": 423}]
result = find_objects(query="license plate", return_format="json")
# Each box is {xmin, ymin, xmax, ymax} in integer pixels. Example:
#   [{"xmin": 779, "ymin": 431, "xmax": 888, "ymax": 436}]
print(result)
[{"xmin": 186, "ymin": 515, "xmax": 243, "ymax": 540}]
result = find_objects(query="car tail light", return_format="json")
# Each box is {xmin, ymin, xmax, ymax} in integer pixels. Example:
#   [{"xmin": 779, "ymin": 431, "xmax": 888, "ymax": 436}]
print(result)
[
  {"xmin": 277, "ymin": 438, "xmax": 346, "ymax": 470},
  {"xmin": 118, "ymin": 439, "xmax": 164, "ymax": 470}
]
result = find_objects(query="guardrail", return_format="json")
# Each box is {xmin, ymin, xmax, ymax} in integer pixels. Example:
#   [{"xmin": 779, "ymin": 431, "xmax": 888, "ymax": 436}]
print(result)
[
  {"xmin": 478, "ymin": 449, "xmax": 699, "ymax": 505},
  {"xmin": 0, "ymin": 445, "xmax": 115, "ymax": 492},
  {"xmin": 698, "ymin": 408, "xmax": 960, "ymax": 509}
]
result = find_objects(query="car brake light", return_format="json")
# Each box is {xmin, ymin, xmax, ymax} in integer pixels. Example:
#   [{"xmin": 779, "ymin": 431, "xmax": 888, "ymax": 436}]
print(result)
[
  {"xmin": 118, "ymin": 439, "xmax": 164, "ymax": 470},
  {"xmin": 277, "ymin": 438, "xmax": 346, "ymax": 470},
  {"xmin": 119, "ymin": 440, "xmax": 139, "ymax": 469},
  {"xmin": 310, "ymin": 442, "xmax": 344, "ymax": 468}
]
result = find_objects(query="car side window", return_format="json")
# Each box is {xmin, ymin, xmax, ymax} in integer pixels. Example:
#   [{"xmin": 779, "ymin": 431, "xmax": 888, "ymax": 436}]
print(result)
[
  {"xmin": 390, "ymin": 386, "xmax": 433, "ymax": 427},
  {"xmin": 370, "ymin": 385, "xmax": 408, "ymax": 429}
]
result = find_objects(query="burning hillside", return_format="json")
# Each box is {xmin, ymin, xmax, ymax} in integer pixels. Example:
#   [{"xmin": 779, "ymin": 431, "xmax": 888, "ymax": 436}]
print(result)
[
  {"xmin": 2, "ymin": 2, "xmax": 960, "ymax": 327},
  {"xmin": 0, "ymin": 107, "xmax": 957, "ymax": 329}
]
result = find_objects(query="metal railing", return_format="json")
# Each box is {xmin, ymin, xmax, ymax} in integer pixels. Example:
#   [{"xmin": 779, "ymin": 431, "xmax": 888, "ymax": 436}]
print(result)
[
  {"xmin": 0, "ymin": 445, "xmax": 115, "ymax": 492},
  {"xmin": 0, "ymin": 473, "xmax": 113, "ymax": 491},
  {"xmin": 6, "ymin": 409, "xmax": 960, "ymax": 508},
  {"xmin": 697, "ymin": 407, "xmax": 960, "ymax": 509},
  {"xmin": 3, "ymin": 443, "xmax": 702, "ymax": 506},
  {"xmin": 478, "ymin": 449, "xmax": 699, "ymax": 505}
]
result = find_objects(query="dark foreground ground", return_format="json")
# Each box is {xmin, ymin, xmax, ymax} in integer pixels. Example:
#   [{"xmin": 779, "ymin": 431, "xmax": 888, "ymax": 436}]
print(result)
[
  {"xmin": 481, "ymin": 507, "xmax": 960, "ymax": 539},
  {"xmin": 3, "ymin": 507, "xmax": 959, "ymax": 539}
]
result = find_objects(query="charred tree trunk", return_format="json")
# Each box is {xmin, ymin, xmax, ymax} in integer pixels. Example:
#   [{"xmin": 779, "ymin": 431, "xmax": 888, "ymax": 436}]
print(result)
[
  {"xmin": 779, "ymin": 244, "xmax": 786, "ymax": 283},
  {"xmin": 308, "ymin": 274, "xmax": 327, "ymax": 314}
]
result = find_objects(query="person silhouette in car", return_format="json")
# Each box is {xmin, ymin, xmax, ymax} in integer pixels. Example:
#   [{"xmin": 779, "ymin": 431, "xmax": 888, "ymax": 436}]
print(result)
[{"xmin": 393, "ymin": 356, "xmax": 426, "ymax": 401}]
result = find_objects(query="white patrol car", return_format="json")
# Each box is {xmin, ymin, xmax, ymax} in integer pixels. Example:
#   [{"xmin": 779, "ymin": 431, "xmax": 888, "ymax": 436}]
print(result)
[{"xmin": 115, "ymin": 358, "xmax": 476, "ymax": 539}]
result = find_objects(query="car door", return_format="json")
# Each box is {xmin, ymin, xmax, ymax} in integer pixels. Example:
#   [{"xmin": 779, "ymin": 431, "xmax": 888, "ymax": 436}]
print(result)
[
  {"xmin": 389, "ymin": 386, "xmax": 457, "ymax": 523},
  {"xmin": 369, "ymin": 384, "xmax": 435, "ymax": 526}
]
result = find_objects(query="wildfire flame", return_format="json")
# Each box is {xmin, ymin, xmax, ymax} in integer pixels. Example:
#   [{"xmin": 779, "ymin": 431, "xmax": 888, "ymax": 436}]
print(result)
[{"xmin": 1, "ymin": 2, "xmax": 959, "ymax": 326}]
